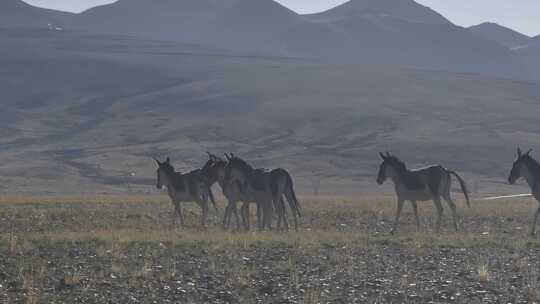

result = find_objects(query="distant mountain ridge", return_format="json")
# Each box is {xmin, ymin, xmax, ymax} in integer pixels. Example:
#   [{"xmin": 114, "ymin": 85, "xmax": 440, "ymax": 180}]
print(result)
[
  {"xmin": 468, "ymin": 22, "xmax": 531, "ymax": 49},
  {"xmin": 4, "ymin": 0, "xmax": 538, "ymax": 80},
  {"xmin": 54, "ymin": 0, "xmax": 519, "ymax": 77},
  {"xmin": 69, "ymin": 0, "xmax": 302, "ymax": 51},
  {"xmin": 0, "ymin": 0, "xmax": 72, "ymax": 29},
  {"xmin": 304, "ymin": 0, "xmax": 520, "ymax": 76},
  {"xmin": 514, "ymin": 32, "xmax": 540, "ymax": 80},
  {"xmin": 305, "ymin": 0, "xmax": 451, "ymax": 24}
]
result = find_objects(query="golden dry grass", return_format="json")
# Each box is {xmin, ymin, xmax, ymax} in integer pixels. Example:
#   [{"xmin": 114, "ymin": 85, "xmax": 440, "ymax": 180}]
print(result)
[
  {"xmin": 0, "ymin": 195, "xmax": 163, "ymax": 205},
  {"xmin": 0, "ymin": 195, "xmax": 538, "ymax": 250},
  {"xmin": 1, "ymin": 195, "xmax": 539, "ymax": 304}
]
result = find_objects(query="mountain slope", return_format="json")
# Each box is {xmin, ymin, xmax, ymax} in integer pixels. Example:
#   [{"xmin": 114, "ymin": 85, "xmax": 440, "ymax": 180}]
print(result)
[
  {"xmin": 304, "ymin": 0, "xmax": 520, "ymax": 76},
  {"xmin": 514, "ymin": 34, "xmax": 540, "ymax": 81},
  {"xmin": 0, "ymin": 0, "xmax": 71, "ymax": 29},
  {"xmin": 1, "ymin": 29, "xmax": 539, "ymax": 195},
  {"xmin": 63, "ymin": 0, "xmax": 524, "ymax": 78},
  {"xmin": 306, "ymin": 0, "xmax": 451, "ymax": 24},
  {"xmin": 70, "ymin": 0, "xmax": 302, "ymax": 51},
  {"xmin": 469, "ymin": 22, "xmax": 531, "ymax": 49}
]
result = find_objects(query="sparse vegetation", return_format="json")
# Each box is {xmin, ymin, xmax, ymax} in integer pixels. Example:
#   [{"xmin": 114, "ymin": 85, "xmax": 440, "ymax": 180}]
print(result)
[
  {"xmin": 1, "ymin": 195, "xmax": 540, "ymax": 303},
  {"xmin": 477, "ymin": 262, "xmax": 490, "ymax": 282}
]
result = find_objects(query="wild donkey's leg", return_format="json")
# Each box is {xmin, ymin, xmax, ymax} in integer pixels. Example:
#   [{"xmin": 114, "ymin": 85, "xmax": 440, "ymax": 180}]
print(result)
[
  {"xmin": 174, "ymin": 201, "xmax": 184, "ymax": 227},
  {"xmin": 391, "ymin": 199, "xmax": 405, "ymax": 234},
  {"xmin": 434, "ymin": 198, "xmax": 444, "ymax": 233},
  {"xmin": 530, "ymin": 205, "xmax": 540, "ymax": 236},
  {"xmin": 208, "ymin": 188, "xmax": 219, "ymax": 217},
  {"xmin": 284, "ymin": 186, "xmax": 300, "ymax": 231},
  {"xmin": 222, "ymin": 202, "xmax": 230, "ymax": 228},
  {"xmin": 241, "ymin": 202, "xmax": 251, "ymax": 231},
  {"xmin": 254, "ymin": 203, "xmax": 263, "ymax": 231},
  {"xmin": 443, "ymin": 194, "xmax": 459, "ymax": 231},
  {"xmin": 274, "ymin": 199, "xmax": 282, "ymax": 231},
  {"xmin": 203, "ymin": 187, "xmax": 219, "ymax": 219},
  {"xmin": 276, "ymin": 208, "xmax": 282, "ymax": 231},
  {"xmin": 279, "ymin": 197, "xmax": 289, "ymax": 231},
  {"xmin": 410, "ymin": 200, "xmax": 420, "ymax": 231},
  {"xmin": 168, "ymin": 199, "xmax": 176, "ymax": 227},
  {"xmin": 283, "ymin": 191, "xmax": 299, "ymax": 231},
  {"xmin": 255, "ymin": 201, "xmax": 269, "ymax": 231},
  {"xmin": 200, "ymin": 199, "xmax": 209, "ymax": 228},
  {"xmin": 222, "ymin": 201, "xmax": 240, "ymax": 230},
  {"xmin": 231, "ymin": 202, "xmax": 241, "ymax": 230},
  {"xmin": 170, "ymin": 203, "xmax": 177, "ymax": 227},
  {"xmin": 222, "ymin": 201, "xmax": 233, "ymax": 228},
  {"xmin": 196, "ymin": 191, "xmax": 209, "ymax": 228},
  {"xmin": 262, "ymin": 199, "xmax": 274, "ymax": 231},
  {"xmin": 274, "ymin": 197, "xmax": 288, "ymax": 231}
]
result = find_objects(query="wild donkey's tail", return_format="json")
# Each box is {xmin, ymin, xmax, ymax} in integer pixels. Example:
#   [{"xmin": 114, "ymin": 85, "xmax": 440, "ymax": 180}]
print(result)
[
  {"xmin": 449, "ymin": 170, "xmax": 470, "ymax": 208},
  {"xmin": 285, "ymin": 172, "xmax": 302, "ymax": 218}
]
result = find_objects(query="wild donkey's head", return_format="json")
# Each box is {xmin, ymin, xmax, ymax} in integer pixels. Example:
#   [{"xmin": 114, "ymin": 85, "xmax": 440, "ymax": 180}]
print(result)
[
  {"xmin": 223, "ymin": 153, "xmax": 251, "ymax": 190},
  {"xmin": 154, "ymin": 157, "xmax": 173, "ymax": 189},
  {"xmin": 201, "ymin": 152, "xmax": 227, "ymax": 185},
  {"xmin": 508, "ymin": 147, "xmax": 532, "ymax": 184},
  {"xmin": 376, "ymin": 152, "xmax": 406, "ymax": 185}
]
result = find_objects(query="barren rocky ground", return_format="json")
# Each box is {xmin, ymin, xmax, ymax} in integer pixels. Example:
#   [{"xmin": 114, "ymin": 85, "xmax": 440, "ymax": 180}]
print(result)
[{"xmin": 1, "ymin": 196, "xmax": 540, "ymax": 303}]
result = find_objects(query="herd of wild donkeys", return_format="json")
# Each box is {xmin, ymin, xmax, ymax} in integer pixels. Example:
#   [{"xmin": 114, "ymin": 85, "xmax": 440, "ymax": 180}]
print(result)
[
  {"xmin": 154, "ymin": 148, "xmax": 540, "ymax": 235},
  {"xmin": 155, "ymin": 153, "xmax": 300, "ymax": 232}
]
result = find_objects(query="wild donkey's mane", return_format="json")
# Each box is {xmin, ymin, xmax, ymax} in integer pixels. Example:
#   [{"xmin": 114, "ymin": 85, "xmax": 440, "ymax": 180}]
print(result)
[
  {"xmin": 213, "ymin": 156, "xmax": 227, "ymax": 166},
  {"xmin": 523, "ymin": 154, "xmax": 540, "ymax": 177},
  {"xmin": 201, "ymin": 154, "xmax": 227, "ymax": 182},
  {"xmin": 385, "ymin": 155, "xmax": 408, "ymax": 173},
  {"xmin": 161, "ymin": 161, "xmax": 177, "ymax": 174},
  {"xmin": 229, "ymin": 156, "xmax": 255, "ymax": 176}
]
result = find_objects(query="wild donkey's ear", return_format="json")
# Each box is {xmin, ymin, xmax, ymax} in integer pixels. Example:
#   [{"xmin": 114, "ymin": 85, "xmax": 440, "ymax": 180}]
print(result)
[
  {"xmin": 207, "ymin": 152, "xmax": 213, "ymax": 160},
  {"xmin": 526, "ymin": 149, "xmax": 533, "ymax": 156},
  {"xmin": 224, "ymin": 153, "xmax": 231, "ymax": 161},
  {"xmin": 153, "ymin": 158, "xmax": 161, "ymax": 166},
  {"xmin": 379, "ymin": 152, "xmax": 386, "ymax": 160},
  {"xmin": 165, "ymin": 157, "xmax": 170, "ymax": 164},
  {"xmin": 517, "ymin": 147, "xmax": 522, "ymax": 157}
]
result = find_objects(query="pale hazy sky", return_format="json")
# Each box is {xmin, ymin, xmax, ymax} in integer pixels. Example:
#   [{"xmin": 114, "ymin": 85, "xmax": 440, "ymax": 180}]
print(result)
[{"xmin": 24, "ymin": 0, "xmax": 539, "ymax": 36}]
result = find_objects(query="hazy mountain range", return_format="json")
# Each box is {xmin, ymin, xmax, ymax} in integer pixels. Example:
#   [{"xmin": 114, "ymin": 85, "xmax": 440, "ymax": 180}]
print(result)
[
  {"xmin": 468, "ymin": 22, "xmax": 532, "ymax": 49},
  {"xmin": 2, "ymin": 0, "xmax": 538, "ymax": 79},
  {"xmin": 1, "ymin": 0, "xmax": 539, "ymax": 195},
  {"xmin": 0, "ymin": 0, "xmax": 70, "ymax": 29}
]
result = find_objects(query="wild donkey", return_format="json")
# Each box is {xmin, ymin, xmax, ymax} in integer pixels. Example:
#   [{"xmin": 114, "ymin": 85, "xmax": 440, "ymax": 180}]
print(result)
[
  {"xmin": 508, "ymin": 148, "xmax": 540, "ymax": 236},
  {"xmin": 225, "ymin": 154, "xmax": 301, "ymax": 231},
  {"xmin": 155, "ymin": 157, "xmax": 216, "ymax": 227},
  {"xmin": 268, "ymin": 167, "xmax": 302, "ymax": 231},
  {"xmin": 200, "ymin": 153, "xmax": 245, "ymax": 230},
  {"xmin": 223, "ymin": 154, "xmax": 279, "ymax": 231},
  {"xmin": 376, "ymin": 152, "xmax": 470, "ymax": 234},
  {"xmin": 201, "ymin": 153, "xmax": 301, "ymax": 231}
]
